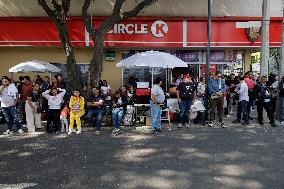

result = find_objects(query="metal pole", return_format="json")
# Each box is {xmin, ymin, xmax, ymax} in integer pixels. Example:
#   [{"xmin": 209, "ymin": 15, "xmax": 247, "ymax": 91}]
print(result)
[
  {"xmin": 204, "ymin": 0, "xmax": 212, "ymax": 121},
  {"xmin": 276, "ymin": 7, "xmax": 284, "ymax": 120},
  {"xmin": 260, "ymin": 0, "xmax": 270, "ymax": 76}
]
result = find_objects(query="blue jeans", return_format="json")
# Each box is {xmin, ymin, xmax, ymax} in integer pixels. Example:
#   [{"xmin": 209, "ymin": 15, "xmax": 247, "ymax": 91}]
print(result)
[
  {"xmin": 112, "ymin": 108, "xmax": 125, "ymax": 129},
  {"xmin": 237, "ymin": 100, "xmax": 248, "ymax": 123},
  {"xmin": 150, "ymin": 101, "xmax": 162, "ymax": 130},
  {"xmin": 281, "ymin": 97, "xmax": 284, "ymax": 121},
  {"xmin": 2, "ymin": 106, "xmax": 21, "ymax": 130},
  {"xmin": 87, "ymin": 109, "xmax": 104, "ymax": 131},
  {"xmin": 179, "ymin": 100, "xmax": 192, "ymax": 124}
]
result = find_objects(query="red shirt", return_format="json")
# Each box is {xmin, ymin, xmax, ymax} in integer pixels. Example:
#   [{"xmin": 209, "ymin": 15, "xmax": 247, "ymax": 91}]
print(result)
[
  {"xmin": 21, "ymin": 83, "xmax": 33, "ymax": 100},
  {"xmin": 244, "ymin": 78, "xmax": 254, "ymax": 90}
]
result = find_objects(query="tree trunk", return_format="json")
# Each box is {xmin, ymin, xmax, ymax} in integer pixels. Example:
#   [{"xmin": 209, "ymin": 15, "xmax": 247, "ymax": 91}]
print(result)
[
  {"xmin": 90, "ymin": 31, "xmax": 104, "ymax": 87},
  {"xmin": 65, "ymin": 47, "xmax": 82, "ymax": 91},
  {"xmin": 58, "ymin": 23, "xmax": 82, "ymax": 92}
]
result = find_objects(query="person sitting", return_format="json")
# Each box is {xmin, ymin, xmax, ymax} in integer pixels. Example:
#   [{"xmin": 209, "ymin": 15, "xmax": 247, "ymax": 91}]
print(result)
[
  {"xmin": 86, "ymin": 87, "xmax": 104, "ymax": 135},
  {"xmin": 111, "ymin": 90, "xmax": 128, "ymax": 135},
  {"xmin": 68, "ymin": 89, "xmax": 85, "ymax": 135}
]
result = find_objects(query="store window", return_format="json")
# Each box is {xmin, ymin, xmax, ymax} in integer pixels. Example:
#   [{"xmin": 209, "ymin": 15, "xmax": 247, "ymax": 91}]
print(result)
[{"xmin": 219, "ymin": 52, "xmax": 244, "ymax": 76}]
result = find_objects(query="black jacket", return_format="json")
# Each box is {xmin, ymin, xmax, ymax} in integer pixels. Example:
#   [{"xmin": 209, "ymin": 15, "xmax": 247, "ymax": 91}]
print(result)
[
  {"xmin": 279, "ymin": 80, "xmax": 284, "ymax": 97},
  {"xmin": 112, "ymin": 96, "xmax": 128, "ymax": 109},
  {"xmin": 253, "ymin": 82, "xmax": 272, "ymax": 102}
]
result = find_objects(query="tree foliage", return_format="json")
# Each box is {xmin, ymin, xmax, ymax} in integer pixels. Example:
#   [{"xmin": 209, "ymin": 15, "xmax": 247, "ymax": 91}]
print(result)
[
  {"xmin": 39, "ymin": 0, "xmax": 158, "ymax": 91},
  {"xmin": 38, "ymin": 0, "xmax": 82, "ymax": 92}
]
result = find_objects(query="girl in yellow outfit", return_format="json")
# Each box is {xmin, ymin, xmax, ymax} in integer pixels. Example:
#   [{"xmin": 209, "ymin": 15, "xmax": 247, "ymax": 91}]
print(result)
[{"xmin": 68, "ymin": 89, "xmax": 85, "ymax": 135}]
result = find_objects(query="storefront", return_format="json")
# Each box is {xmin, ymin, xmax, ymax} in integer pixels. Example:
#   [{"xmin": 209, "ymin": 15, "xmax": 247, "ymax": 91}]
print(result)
[{"xmin": 0, "ymin": 16, "xmax": 282, "ymax": 89}]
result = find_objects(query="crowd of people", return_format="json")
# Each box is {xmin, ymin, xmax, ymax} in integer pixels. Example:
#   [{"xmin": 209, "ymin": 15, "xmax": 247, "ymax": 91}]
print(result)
[
  {"xmin": 157, "ymin": 71, "xmax": 282, "ymax": 131},
  {"xmin": 0, "ymin": 70, "xmax": 283, "ymax": 136},
  {"xmin": 0, "ymin": 74, "xmax": 136, "ymax": 135}
]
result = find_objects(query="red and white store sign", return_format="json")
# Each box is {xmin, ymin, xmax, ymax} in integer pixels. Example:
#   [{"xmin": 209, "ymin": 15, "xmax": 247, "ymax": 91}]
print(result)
[{"xmin": 0, "ymin": 17, "xmax": 282, "ymax": 47}]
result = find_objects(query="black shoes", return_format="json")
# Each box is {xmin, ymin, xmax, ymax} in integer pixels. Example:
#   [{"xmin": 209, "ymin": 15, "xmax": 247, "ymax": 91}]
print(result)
[
  {"xmin": 259, "ymin": 121, "xmax": 264, "ymax": 126},
  {"xmin": 208, "ymin": 121, "xmax": 213, "ymax": 127},
  {"xmin": 155, "ymin": 128, "xmax": 162, "ymax": 132},
  {"xmin": 232, "ymin": 120, "xmax": 241, "ymax": 124},
  {"xmin": 271, "ymin": 123, "xmax": 277, "ymax": 127},
  {"xmin": 150, "ymin": 128, "xmax": 162, "ymax": 134},
  {"xmin": 220, "ymin": 122, "xmax": 226, "ymax": 128},
  {"xmin": 242, "ymin": 122, "xmax": 250, "ymax": 126}
]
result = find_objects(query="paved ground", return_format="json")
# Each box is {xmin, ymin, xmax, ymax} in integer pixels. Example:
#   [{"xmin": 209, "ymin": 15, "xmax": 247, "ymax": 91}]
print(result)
[{"xmin": 0, "ymin": 109, "xmax": 284, "ymax": 189}]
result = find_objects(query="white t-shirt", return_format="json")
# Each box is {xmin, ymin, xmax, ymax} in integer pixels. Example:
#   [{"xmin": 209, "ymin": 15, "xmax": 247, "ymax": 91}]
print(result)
[
  {"xmin": 238, "ymin": 82, "xmax": 249, "ymax": 102},
  {"xmin": 101, "ymin": 86, "xmax": 111, "ymax": 95},
  {"xmin": 1, "ymin": 84, "xmax": 18, "ymax": 107},
  {"xmin": 151, "ymin": 85, "xmax": 165, "ymax": 104}
]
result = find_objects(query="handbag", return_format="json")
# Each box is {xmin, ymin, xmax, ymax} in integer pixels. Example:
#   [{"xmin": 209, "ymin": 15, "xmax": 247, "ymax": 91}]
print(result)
[
  {"xmin": 36, "ymin": 106, "xmax": 42, "ymax": 114},
  {"xmin": 33, "ymin": 92, "xmax": 42, "ymax": 113}
]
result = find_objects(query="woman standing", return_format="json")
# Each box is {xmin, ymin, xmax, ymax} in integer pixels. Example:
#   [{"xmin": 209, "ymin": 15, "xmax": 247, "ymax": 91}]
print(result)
[
  {"xmin": 42, "ymin": 86, "xmax": 66, "ymax": 133},
  {"xmin": 100, "ymin": 80, "xmax": 112, "ymax": 97},
  {"xmin": 25, "ymin": 83, "xmax": 42, "ymax": 132},
  {"xmin": 197, "ymin": 77, "xmax": 206, "ymax": 102}
]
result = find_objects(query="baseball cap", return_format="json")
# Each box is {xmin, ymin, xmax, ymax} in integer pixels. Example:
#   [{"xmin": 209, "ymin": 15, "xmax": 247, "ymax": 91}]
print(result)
[{"xmin": 183, "ymin": 74, "xmax": 191, "ymax": 79}]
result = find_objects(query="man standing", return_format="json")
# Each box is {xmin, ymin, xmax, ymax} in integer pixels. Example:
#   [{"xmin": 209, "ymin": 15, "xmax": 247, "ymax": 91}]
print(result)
[
  {"xmin": 0, "ymin": 76, "xmax": 23, "ymax": 134},
  {"xmin": 208, "ymin": 71, "xmax": 227, "ymax": 128},
  {"xmin": 232, "ymin": 77, "xmax": 249, "ymax": 126},
  {"xmin": 176, "ymin": 74, "xmax": 196, "ymax": 128},
  {"xmin": 253, "ymin": 76, "xmax": 277, "ymax": 127},
  {"xmin": 20, "ymin": 76, "xmax": 33, "ymax": 125},
  {"xmin": 175, "ymin": 73, "xmax": 184, "ymax": 86},
  {"xmin": 57, "ymin": 74, "xmax": 67, "ymax": 89},
  {"xmin": 150, "ymin": 77, "xmax": 165, "ymax": 133},
  {"xmin": 279, "ymin": 76, "xmax": 284, "ymax": 124}
]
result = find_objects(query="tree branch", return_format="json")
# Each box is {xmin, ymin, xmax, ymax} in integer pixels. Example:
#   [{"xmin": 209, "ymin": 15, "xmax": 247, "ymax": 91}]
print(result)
[
  {"xmin": 122, "ymin": 0, "xmax": 157, "ymax": 20},
  {"xmin": 38, "ymin": 0, "xmax": 58, "ymax": 21},
  {"xmin": 62, "ymin": 0, "xmax": 71, "ymax": 16},
  {"xmin": 82, "ymin": 0, "xmax": 96, "ymax": 42},
  {"xmin": 112, "ymin": 0, "xmax": 125, "ymax": 16}
]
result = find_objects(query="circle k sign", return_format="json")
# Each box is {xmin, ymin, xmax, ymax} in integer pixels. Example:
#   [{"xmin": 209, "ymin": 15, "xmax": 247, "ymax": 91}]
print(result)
[
  {"xmin": 151, "ymin": 20, "xmax": 169, "ymax": 38},
  {"xmin": 107, "ymin": 20, "xmax": 169, "ymax": 38}
]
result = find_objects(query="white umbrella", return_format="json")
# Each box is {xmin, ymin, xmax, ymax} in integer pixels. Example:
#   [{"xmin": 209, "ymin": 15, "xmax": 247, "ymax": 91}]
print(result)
[
  {"xmin": 117, "ymin": 51, "xmax": 188, "ymax": 88},
  {"xmin": 9, "ymin": 60, "xmax": 61, "ymax": 73},
  {"xmin": 116, "ymin": 50, "xmax": 188, "ymax": 68}
]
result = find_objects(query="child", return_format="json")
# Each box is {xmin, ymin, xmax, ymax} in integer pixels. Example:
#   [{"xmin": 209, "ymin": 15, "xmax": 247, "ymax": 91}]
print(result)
[
  {"xmin": 68, "ymin": 89, "xmax": 85, "ymax": 134},
  {"xmin": 60, "ymin": 104, "xmax": 69, "ymax": 132}
]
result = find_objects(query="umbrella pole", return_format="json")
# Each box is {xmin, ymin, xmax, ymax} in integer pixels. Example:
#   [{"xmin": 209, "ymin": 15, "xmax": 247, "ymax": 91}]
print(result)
[
  {"xmin": 166, "ymin": 68, "xmax": 168, "ymax": 91},
  {"xmin": 151, "ymin": 70, "xmax": 154, "ymax": 87},
  {"xmin": 49, "ymin": 73, "xmax": 52, "ymax": 85}
]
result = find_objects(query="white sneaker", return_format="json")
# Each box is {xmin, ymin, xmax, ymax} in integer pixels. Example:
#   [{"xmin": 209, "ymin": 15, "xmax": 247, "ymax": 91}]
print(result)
[
  {"xmin": 18, "ymin": 129, "xmax": 24, "ymax": 134},
  {"xmin": 111, "ymin": 128, "xmax": 120, "ymax": 135},
  {"xmin": 280, "ymin": 121, "xmax": 284, "ymax": 124},
  {"xmin": 76, "ymin": 128, "xmax": 81, "ymax": 134},
  {"xmin": 95, "ymin": 131, "xmax": 100, "ymax": 136},
  {"xmin": 68, "ymin": 128, "xmax": 72, "ymax": 135},
  {"xmin": 3, "ymin": 129, "xmax": 11, "ymax": 135},
  {"xmin": 184, "ymin": 123, "xmax": 190, "ymax": 128},
  {"xmin": 177, "ymin": 123, "xmax": 183, "ymax": 128},
  {"xmin": 22, "ymin": 124, "xmax": 27, "ymax": 128},
  {"xmin": 226, "ymin": 115, "xmax": 231, "ymax": 118}
]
